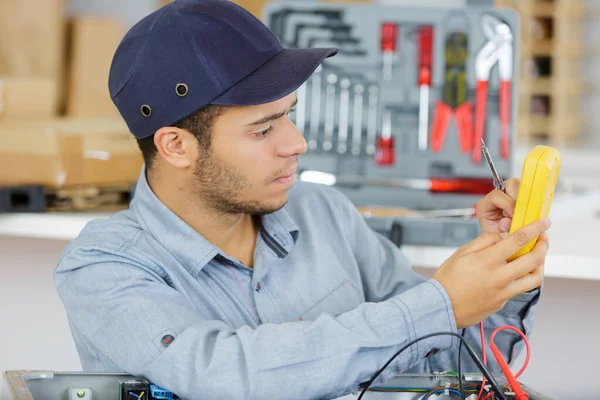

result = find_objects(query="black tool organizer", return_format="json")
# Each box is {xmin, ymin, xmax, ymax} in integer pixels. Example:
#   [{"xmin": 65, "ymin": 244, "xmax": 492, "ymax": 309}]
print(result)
[{"xmin": 263, "ymin": 1, "xmax": 519, "ymax": 248}]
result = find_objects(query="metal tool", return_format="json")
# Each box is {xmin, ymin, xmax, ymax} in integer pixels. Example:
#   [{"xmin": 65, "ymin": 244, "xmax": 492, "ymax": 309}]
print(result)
[
  {"xmin": 481, "ymin": 138, "xmax": 506, "ymax": 193},
  {"xmin": 351, "ymin": 84, "xmax": 364, "ymax": 155},
  {"xmin": 429, "ymin": 31, "xmax": 473, "ymax": 154},
  {"xmin": 268, "ymin": 8, "xmax": 342, "ymax": 41},
  {"xmin": 296, "ymin": 23, "xmax": 366, "ymax": 57},
  {"xmin": 417, "ymin": 25, "xmax": 433, "ymax": 151},
  {"xmin": 306, "ymin": 37, "xmax": 366, "ymax": 57},
  {"xmin": 283, "ymin": 15, "xmax": 329, "ymax": 45},
  {"xmin": 472, "ymin": 13, "xmax": 513, "ymax": 163},
  {"xmin": 337, "ymin": 78, "xmax": 351, "ymax": 153},
  {"xmin": 310, "ymin": 38, "xmax": 366, "ymax": 57},
  {"xmin": 366, "ymin": 85, "xmax": 379, "ymax": 155},
  {"xmin": 375, "ymin": 110, "xmax": 394, "ymax": 166},
  {"xmin": 323, "ymin": 72, "xmax": 337, "ymax": 152},
  {"xmin": 358, "ymin": 206, "xmax": 476, "ymax": 219},
  {"xmin": 380, "ymin": 22, "xmax": 398, "ymax": 81},
  {"xmin": 299, "ymin": 170, "xmax": 497, "ymax": 195},
  {"xmin": 295, "ymin": 82, "xmax": 307, "ymax": 134},
  {"xmin": 292, "ymin": 23, "xmax": 352, "ymax": 48},
  {"xmin": 308, "ymin": 65, "xmax": 322, "ymax": 150}
]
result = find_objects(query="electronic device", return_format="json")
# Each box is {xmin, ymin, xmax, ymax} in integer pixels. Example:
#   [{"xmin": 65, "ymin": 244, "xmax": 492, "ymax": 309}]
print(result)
[{"xmin": 507, "ymin": 145, "xmax": 561, "ymax": 261}]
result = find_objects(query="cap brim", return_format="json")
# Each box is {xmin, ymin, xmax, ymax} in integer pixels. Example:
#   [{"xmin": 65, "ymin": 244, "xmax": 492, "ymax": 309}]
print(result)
[{"xmin": 210, "ymin": 47, "xmax": 337, "ymax": 106}]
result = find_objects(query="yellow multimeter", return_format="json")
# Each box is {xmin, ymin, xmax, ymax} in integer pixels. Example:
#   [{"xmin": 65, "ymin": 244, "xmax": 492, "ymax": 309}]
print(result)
[{"xmin": 507, "ymin": 145, "xmax": 562, "ymax": 261}]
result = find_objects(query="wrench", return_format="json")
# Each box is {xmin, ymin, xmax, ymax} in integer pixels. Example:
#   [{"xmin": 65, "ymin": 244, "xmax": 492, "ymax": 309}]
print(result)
[
  {"xmin": 323, "ymin": 73, "xmax": 338, "ymax": 152},
  {"xmin": 307, "ymin": 65, "xmax": 322, "ymax": 150},
  {"xmin": 366, "ymin": 85, "xmax": 379, "ymax": 155},
  {"xmin": 337, "ymin": 78, "xmax": 351, "ymax": 154},
  {"xmin": 295, "ymin": 82, "xmax": 307, "ymax": 134},
  {"xmin": 351, "ymin": 84, "xmax": 364, "ymax": 155}
]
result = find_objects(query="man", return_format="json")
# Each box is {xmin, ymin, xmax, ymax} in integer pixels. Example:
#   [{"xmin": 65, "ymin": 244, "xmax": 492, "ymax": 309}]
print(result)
[{"xmin": 54, "ymin": 1, "xmax": 550, "ymax": 399}]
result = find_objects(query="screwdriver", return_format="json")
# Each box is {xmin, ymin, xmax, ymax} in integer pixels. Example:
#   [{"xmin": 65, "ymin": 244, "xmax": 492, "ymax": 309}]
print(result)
[
  {"xmin": 299, "ymin": 170, "xmax": 498, "ymax": 195},
  {"xmin": 375, "ymin": 110, "xmax": 394, "ymax": 166},
  {"xmin": 417, "ymin": 25, "xmax": 433, "ymax": 152},
  {"xmin": 380, "ymin": 22, "xmax": 398, "ymax": 81},
  {"xmin": 481, "ymin": 138, "xmax": 506, "ymax": 193},
  {"xmin": 358, "ymin": 206, "xmax": 477, "ymax": 219}
]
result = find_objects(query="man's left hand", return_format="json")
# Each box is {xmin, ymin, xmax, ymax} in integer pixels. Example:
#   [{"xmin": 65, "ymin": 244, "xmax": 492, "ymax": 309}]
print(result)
[{"xmin": 475, "ymin": 178, "xmax": 520, "ymax": 235}]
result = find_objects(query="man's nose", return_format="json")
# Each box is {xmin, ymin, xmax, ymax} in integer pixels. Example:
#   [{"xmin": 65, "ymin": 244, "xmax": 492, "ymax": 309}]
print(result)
[{"xmin": 277, "ymin": 118, "xmax": 308, "ymax": 157}]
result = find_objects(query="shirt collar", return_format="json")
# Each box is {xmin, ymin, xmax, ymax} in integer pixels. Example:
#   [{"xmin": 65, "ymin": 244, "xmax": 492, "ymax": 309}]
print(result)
[{"xmin": 130, "ymin": 166, "xmax": 300, "ymax": 275}]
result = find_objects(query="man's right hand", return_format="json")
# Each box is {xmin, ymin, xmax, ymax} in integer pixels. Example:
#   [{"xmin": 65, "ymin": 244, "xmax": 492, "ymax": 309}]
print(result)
[{"xmin": 433, "ymin": 218, "xmax": 551, "ymax": 329}]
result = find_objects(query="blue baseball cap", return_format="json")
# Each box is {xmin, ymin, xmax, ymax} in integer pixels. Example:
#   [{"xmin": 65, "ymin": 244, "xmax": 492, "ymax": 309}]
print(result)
[{"xmin": 108, "ymin": 0, "xmax": 338, "ymax": 139}]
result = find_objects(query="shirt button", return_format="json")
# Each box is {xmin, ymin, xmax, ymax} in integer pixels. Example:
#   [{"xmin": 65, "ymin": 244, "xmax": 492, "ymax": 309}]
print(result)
[
  {"xmin": 161, "ymin": 335, "xmax": 175, "ymax": 347},
  {"xmin": 255, "ymin": 283, "xmax": 261, "ymax": 292}
]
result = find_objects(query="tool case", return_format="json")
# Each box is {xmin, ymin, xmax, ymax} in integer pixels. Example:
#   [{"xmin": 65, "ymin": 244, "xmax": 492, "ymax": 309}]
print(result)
[
  {"xmin": 2, "ymin": 370, "xmax": 554, "ymax": 400},
  {"xmin": 262, "ymin": 0, "xmax": 518, "ymax": 248}
]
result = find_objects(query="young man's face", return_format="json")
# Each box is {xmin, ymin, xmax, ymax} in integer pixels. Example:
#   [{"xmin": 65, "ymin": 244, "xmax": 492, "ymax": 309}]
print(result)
[{"xmin": 191, "ymin": 92, "xmax": 306, "ymax": 215}]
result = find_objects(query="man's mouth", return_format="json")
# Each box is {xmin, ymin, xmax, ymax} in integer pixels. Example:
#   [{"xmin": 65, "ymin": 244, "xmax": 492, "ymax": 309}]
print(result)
[{"xmin": 273, "ymin": 166, "xmax": 298, "ymax": 182}]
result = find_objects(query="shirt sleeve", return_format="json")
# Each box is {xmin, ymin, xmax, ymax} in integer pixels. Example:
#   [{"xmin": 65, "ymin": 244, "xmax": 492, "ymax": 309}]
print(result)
[
  {"xmin": 331, "ymin": 187, "xmax": 541, "ymax": 376},
  {"xmin": 54, "ymin": 244, "xmax": 457, "ymax": 400}
]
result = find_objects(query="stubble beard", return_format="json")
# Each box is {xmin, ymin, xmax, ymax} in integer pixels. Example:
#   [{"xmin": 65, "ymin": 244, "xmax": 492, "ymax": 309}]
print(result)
[{"xmin": 191, "ymin": 150, "xmax": 287, "ymax": 216}]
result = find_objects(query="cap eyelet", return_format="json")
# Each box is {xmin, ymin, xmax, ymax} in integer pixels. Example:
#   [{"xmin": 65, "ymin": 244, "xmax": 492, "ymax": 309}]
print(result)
[
  {"xmin": 140, "ymin": 105, "xmax": 152, "ymax": 117},
  {"xmin": 175, "ymin": 83, "xmax": 189, "ymax": 97}
]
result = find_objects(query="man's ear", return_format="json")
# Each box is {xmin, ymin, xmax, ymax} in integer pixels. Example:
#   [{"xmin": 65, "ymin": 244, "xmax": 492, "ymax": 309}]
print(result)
[{"xmin": 154, "ymin": 126, "xmax": 197, "ymax": 169}]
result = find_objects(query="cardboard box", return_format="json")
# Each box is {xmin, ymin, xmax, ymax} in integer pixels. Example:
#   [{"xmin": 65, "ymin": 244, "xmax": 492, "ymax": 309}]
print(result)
[
  {"xmin": 0, "ymin": 0, "xmax": 66, "ymax": 115},
  {"xmin": 65, "ymin": 17, "xmax": 125, "ymax": 118},
  {"xmin": 0, "ymin": 0, "xmax": 66, "ymax": 78},
  {"xmin": 0, "ymin": 118, "xmax": 143, "ymax": 188},
  {"xmin": 0, "ymin": 77, "xmax": 58, "ymax": 120},
  {"xmin": 229, "ymin": 0, "xmax": 271, "ymax": 18}
]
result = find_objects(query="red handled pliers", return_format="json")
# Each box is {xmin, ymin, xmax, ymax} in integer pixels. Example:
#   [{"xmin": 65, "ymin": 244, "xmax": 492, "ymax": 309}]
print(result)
[
  {"xmin": 472, "ymin": 13, "xmax": 513, "ymax": 163},
  {"xmin": 430, "ymin": 32, "xmax": 473, "ymax": 154}
]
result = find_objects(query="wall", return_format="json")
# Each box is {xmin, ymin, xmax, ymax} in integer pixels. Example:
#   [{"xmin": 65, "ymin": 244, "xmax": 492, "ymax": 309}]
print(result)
[{"xmin": 0, "ymin": 238, "xmax": 80, "ymax": 372}]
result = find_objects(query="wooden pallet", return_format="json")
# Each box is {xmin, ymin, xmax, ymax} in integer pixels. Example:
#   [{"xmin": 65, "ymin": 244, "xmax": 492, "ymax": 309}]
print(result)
[
  {"xmin": 495, "ymin": 0, "xmax": 589, "ymax": 146},
  {"xmin": 0, "ymin": 184, "xmax": 134, "ymax": 213}
]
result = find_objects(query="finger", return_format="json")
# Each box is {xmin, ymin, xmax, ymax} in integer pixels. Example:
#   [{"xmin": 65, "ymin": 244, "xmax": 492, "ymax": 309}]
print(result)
[
  {"xmin": 476, "ymin": 189, "xmax": 516, "ymax": 218},
  {"xmin": 460, "ymin": 231, "xmax": 504, "ymax": 255},
  {"xmin": 502, "ymin": 232, "xmax": 549, "ymax": 281},
  {"xmin": 507, "ymin": 262, "xmax": 545, "ymax": 297},
  {"xmin": 499, "ymin": 217, "xmax": 512, "ymax": 233},
  {"xmin": 504, "ymin": 178, "xmax": 520, "ymax": 200},
  {"xmin": 484, "ymin": 218, "xmax": 551, "ymax": 263}
]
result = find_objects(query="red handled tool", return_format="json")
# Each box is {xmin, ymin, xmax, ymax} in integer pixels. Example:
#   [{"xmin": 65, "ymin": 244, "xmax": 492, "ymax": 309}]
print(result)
[
  {"xmin": 375, "ymin": 110, "xmax": 394, "ymax": 166},
  {"xmin": 429, "ymin": 31, "xmax": 473, "ymax": 154},
  {"xmin": 298, "ymin": 170, "xmax": 499, "ymax": 195},
  {"xmin": 472, "ymin": 13, "xmax": 513, "ymax": 163},
  {"xmin": 417, "ymin": 25, "xmax": 433, "ymax": 151},
  {"xmin": 380, "ymin": 22, "xmax": 398, "ymax": 81}
]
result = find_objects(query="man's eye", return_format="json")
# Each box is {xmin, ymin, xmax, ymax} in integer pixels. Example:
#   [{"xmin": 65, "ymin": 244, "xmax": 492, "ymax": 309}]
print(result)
[{"xmin": 257, "ymin": 127, "xmax": 270, "ymax": 136}]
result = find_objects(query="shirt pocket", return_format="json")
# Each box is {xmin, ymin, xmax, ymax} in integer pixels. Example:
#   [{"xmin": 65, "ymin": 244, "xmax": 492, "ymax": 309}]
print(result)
[{"xmin": 300, "ymin": 280, "xmax": 363, "ymax": 321}]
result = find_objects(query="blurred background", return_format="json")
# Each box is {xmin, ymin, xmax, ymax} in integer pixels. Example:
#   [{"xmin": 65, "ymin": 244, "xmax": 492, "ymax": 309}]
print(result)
[{"xmin": 0, "ymin": 0, "xmax": 599, "ymax": 399}]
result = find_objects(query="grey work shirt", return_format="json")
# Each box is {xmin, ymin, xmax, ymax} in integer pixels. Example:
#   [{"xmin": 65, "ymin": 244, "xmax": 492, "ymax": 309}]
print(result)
[{"xmin": 54, "ymin": 168, "xmax": 540, "ymax": 400}]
